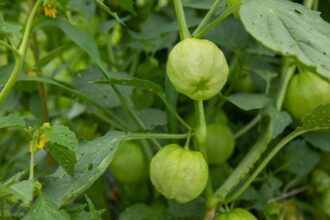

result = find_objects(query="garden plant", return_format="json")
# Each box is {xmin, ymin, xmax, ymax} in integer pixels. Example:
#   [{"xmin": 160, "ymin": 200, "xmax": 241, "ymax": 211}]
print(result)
[{"xmin": 0, "ymin": 0, "xmax": 330, "ymax": 219}]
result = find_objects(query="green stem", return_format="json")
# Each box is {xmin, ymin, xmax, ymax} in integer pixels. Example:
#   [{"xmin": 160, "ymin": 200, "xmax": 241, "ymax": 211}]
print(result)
[
  {"xmin": 173, "ymin": 0, "xmax": 191, "ymax": 40},
  {"xmin": 215, "ymin": 123, "xmax": 273, "ymax": 201},
  {"xmin": 193, "ymin": 4, "xmax": 241, "ymax": 38},
  {"xmin": 0, "ymin": 41, "xmax": 20, "ymax": 57},
  {"xmin": 0, "ymin": 0, "xmax": 42, "ymax": 104},
  {"xmin": 234, "ymin": 114, "xmax": 261, "ymax": 139},
  {"xmin": 192, "ymin": 0, "xmax": 223, "ymax": 37},
  {"xmin": 29, "ymin": 152, "xmax": 35, "ymax": 180},
  {"xmin": 194, "ymin": 100, "xmax": 207, "ymax": 156},
  {"xmin": 123, "ymin": 132, "xmax": 189, "ymax": 141},
  {"xmin": 303, "ymin": 0, "xmax": 313, "ymax": 8},
  {"xmin": 275, "ymin": 58, "xmax": 296, "ymax": 110},
  {"xmin": 215, "ymin": 56, "xmax": 296, "ymax": 203},
  {"xmin": 224, "ymin": 130, "xmax": 303, "ymax": 203}
]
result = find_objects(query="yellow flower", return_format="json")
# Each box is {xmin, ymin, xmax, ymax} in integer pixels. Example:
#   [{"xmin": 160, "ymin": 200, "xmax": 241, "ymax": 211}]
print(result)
[
  {"xmin": 43, "ymin": 0, "xmax": 56, "ymax": 18},
  {"xmin": 44, "ymin": 5, "xmax": 56, "ymax": 18},
  {"xmin": 36, "ymin": 134, "xmax": 49, "ymax": 150}
]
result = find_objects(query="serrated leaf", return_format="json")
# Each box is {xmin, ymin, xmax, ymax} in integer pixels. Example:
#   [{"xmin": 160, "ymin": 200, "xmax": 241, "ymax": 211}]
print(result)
[
  {"xmin": 0, "ymin": 114, "xmax": 25, "ymax": 129},
  {"xmin": 7, "ymin": 180, "xmax": 36, "ymax": 206},
  {"xmin": 45, "ymin": 125, "xmax": 78, "ymax": 175},
  {"xmin": 296, "ymin": 104, "xmax": 330, "ymax": 133},
  {"xmin": 23, "ymin": 195, "xmax": 69, "ymax": 220},
  {"xmin": 45, "ymin": 125, "xmax": 78, "ymax": 152},
  {"xmin": 240, "ymin": 0, "xmax": 330, "ymax": 78},
  {"xmin": 227, "ymin": 93, "xmax": 271, "ymax": 110},
  {"xmin": 43, "ymin": 131, "xmax": 124, "ymax": 207}
]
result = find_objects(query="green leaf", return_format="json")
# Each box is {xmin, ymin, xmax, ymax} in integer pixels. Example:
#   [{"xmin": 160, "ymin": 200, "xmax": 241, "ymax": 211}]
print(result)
[
  {"xmin": 168, "ymin": 198, "xmax": 204, "ymax": 219},
  {"xmin": 304, "ymin": 132, "xmax": 330, "ymax": 152},
  {"xmin": 94, "ymin": 76, "xmax": 189, "ymax": 129},
  {"xmin": 0, "ymin": 20, "xmax": 22, "ymax": 38},
  {"xmin": 118, "ymin": 204, "xmax": 167, "ymax": 220},
  {"xmin": 227, "ymin": 93, "xmax": 271, "ymax": 110},
  {"xmin": 23, "ymin": 195, "xmax": 70, "ymax": 220},
  {"xmin": 240, "ymin": 0, "xmax": 330, "ymax": 78},
  {"xmin": 296, "ymin": 104, "xmax": 330, "ymax": 133},
  {"xmin": 69, "ymin": 0, "xmax": 96, "ymax": 19},
  {"xmin": 265, "ymin": 105, "xmax": 292, "ymax": 138},
  {"xmin": 0, "ymin": 114, "xmax": 25, "ymax": 129},
  {"xmin": 74, "ymin": 67, "xmax": 132, "ymax": 109},
  {"xmin": 7, "ymin": 180, "xmax": 36, "ymax": 207},
  {"xmin": 117, "ymin": 0, "xmax": 135, "ymax": 15},
  {"xmin": 138, "ymin": 109, "xmax": 167, "ymax": 130},
  {"xmin": 85, "ymin": 195, "xmax": 104, "ymax": 220},
  {"xmin": 43, "ymin": 18, "xmax": 104, "ymax": 70},
  {"xmin": 43, "ymin": 131, "xmax": 124, "ymax": 207},
  {"xmin": 37, "ymin": 44, "xmax": 72, "ymax": 68},
  {"xmin": 45, "ymin": 125, "xmax": 78, "ymax": 176},
  {"xmin": 95, "ymin": 0, "xmax": 124, "ymax": 24},
  {"xmin": 284, "ymin": 140, "xmax": 320, "ymax": 176}
]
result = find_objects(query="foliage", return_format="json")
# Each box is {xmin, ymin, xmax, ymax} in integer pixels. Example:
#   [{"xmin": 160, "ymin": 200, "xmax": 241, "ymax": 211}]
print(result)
[{"xmin": 1, "ymin": 0, "xmax": 330, "ymax": 219}]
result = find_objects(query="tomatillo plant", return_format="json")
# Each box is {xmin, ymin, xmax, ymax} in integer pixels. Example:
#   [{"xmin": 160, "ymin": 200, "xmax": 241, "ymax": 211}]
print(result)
[{"xmin": 1, "ymin": 0, "xmax": 330, "ymax": 219}]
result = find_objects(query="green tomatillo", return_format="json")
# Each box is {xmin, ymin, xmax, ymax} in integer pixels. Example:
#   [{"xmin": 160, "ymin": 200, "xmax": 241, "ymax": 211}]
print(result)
[
  {"xmin": 110, "ymin": 141, "xmax": 148, "ymax": 184},
  {"xmin": 149, "ymin": 144, "xmax": 208, "ymax": 203},
  {"xmin": 206, "ymin": 124, "xmax": 235, "ymax": 164},
  {"xmin": 285, "ymin": 71, "xmax": 330, "ymax": 119},
  {"xmin": 167, "ymin": 38, "xmax": 229, "ymax": 100},
  {"xmin": 216, "ymin": 208, "xmax": 257, "ymax": 220}
]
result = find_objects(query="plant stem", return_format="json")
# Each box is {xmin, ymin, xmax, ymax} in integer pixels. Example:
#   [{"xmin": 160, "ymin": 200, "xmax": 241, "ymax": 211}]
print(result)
[
  {"xmin": 215, "ymin": 123, "xmax": 273, "ymax": 201},
  {"xmin": 234, "ymin": 113, "xmax": 261, "ymax": 139},
  {"xmin": 303, "ymin": 0, "xmax": 314, "ymax": 8},
  {"xmin": 224, "ymin": 130, "xmax": 302, "ymax": 203},
  {"xmin": 194, "ymin": 4, "xmax": 241, "ymax": 38},
  {"xmin": 194, "ymin": 100, "xmax": 207, "ymax": 156},
  {"xmin": 173, "ymin": 0, "xmax": 191, "ymax": 40},
  {"xmin": 124, "ymin": 132, "xmax": 189, "ymax": 140},
  {"xmin": 275, "ymin": 58, "xmax": 296, "ymax": 110},
  {"xmin": 0, "ymin": 0, "xmax": 42, "ymax": 104},
  {"xmin": 193, "ymin": 0, "xmax": 223, "ymax": 37},
  {"xmin": 29, "ymin": 152, "xmax": 35, "ymax": 180},
  {"xmin": 0, "ymin": 41, "xmax": 20, "ymax": 57}
]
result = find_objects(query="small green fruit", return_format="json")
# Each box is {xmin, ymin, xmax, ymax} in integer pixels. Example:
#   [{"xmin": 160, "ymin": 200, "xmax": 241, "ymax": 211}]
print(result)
[
  {"xmin": 167, "ymin": 38, "xmax": 229, "ymax": 100},
  {"xmin": 150, "ymin": 144, "xmax": 208, "ymax": 203},
  {"xmin": 234, "ymin": 73, "xmax": 258, "ymax": 93},
  {"xmin": 206, "ymin": 124, "xmax": 235, "ymax": 164},
  {"xmin": 216, "ymin": 208, "xmax": 257, "ymax": 220},
  {"xmin": 285, "ymin": 71, "xmax": 330, "ymax": 119},
  {"xmin": 110, "ymin": 141, "xmax": 148, "ymax": 184}
]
